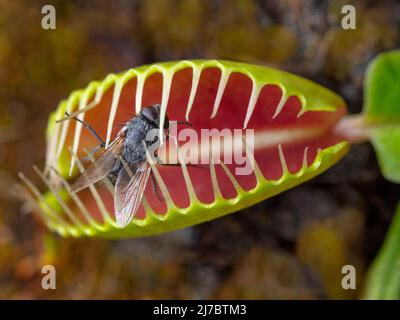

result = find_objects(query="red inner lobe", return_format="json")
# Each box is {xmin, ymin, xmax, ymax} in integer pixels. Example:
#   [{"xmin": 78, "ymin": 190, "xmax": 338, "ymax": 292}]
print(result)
[{"xmin": 63, "ymin": 67, "xmax": 346, "ymax": 222}]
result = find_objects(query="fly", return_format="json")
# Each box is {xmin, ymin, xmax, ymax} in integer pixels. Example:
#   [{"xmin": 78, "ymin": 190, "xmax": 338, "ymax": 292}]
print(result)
[{"xmin": 62, "ymin": 104, "xmax": 179, "ymax": 227}]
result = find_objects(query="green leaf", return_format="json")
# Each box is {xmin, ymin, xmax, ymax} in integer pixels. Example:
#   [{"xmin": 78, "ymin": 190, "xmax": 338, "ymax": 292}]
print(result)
[
  {"xmin": 370, "ymin": 126, "xmax": 400, "ymax": 183},
  {"xmin": 365, "ymin": 202, "xmax": 400, "ymax": 299},
  {"xmin": 364, "ymin": 50, "xmax": 400, "ymax": 183},
  {"xmin": 365, "ymin": 50, "xmax": 400, "ymax": 123}
]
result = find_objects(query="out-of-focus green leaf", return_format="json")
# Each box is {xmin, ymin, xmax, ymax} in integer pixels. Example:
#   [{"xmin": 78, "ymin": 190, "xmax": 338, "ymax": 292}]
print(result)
[
  {"xmin": 370, "ymin": 127, "xmax": 400, "ymax": 183},
  {"xmin": 364, "ymin": 50, "xmax": 400, "ymax": 183},
  {"xmin": 365, "ymin": 203, "xmax": 400, "ymax": 299}
]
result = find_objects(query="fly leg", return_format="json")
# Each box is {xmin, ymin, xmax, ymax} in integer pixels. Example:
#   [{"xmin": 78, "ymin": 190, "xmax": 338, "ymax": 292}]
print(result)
[
  {"xmin": 65, "ymin": 112, "xmax": 106, "ymax": 162},
  {"xmin": 64, "ymin": 112, "xmax": 106, "ymax": 147}
]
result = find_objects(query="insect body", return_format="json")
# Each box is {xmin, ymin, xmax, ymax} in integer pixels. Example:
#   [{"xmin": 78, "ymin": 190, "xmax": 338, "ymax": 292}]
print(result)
[{"xmin": 70, "ymin": 104, "xmax": 169, "ymax": 227}]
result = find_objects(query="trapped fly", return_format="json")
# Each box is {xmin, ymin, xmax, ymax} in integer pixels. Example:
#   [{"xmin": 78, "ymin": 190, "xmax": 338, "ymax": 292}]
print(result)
[{"xmin": 66, "ymin": 104, "xmax": 169, "ymax": 227}]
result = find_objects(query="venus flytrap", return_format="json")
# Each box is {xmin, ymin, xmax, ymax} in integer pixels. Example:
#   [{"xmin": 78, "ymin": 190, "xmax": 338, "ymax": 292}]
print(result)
[{"xmin": 18, "ymin": 53, "xmax": 400, "ymax": 240}]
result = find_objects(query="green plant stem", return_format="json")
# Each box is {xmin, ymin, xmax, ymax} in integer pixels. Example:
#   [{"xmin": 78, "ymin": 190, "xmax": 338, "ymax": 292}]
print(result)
[{"xmin": 333, "ymin": 113, "xmax": 370, "ymax": 144}]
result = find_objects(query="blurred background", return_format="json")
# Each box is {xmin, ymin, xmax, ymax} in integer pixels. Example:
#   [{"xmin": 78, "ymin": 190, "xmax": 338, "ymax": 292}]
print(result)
[{"xmin": 1, "ymin": 0, "xmax": 400, "ymax": 299}]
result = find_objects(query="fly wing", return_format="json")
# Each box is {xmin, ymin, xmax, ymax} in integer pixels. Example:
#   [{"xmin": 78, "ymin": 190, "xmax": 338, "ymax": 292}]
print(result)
[
  {"xmin": 71, "ymin": 137, "xmax": 124, "ymax": 193},
  {"xmin": 114, "ymin": 161, "xmax": 151, "ymax": 227}
]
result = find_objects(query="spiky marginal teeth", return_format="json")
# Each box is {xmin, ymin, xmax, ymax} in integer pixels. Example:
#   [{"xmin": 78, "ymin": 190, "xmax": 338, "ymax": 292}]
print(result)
[
  {"xmin": 272, "ymin": 94, "xmax": 287, "ymax": 119},
  {"xmin": 209, "ymin": 158, "xmax": 222, "ymax": 199},
  {"xmin": 277, "ymin": 144, "xmax": 289, "ymax": 174},
  {"xmin": 57, "ymin": 90, "xmax": 84, "ymax": 165},
  {"xmin": 18, "ymin": 171, "xmax": 70, "ymax": 229},
  {"xmin": 173, "ymin": 138, "xmax": 198, "ymax": 205},
  {"xmin": 243, "ymin": 82, "xmax": 262, "ymax": 129},
  {"xmin": 297, "ymin": 107, "xmax": 307, "ymax": 118},
  {"xmin": 141, "ymin": 196, "xmax": 154, "ymax": 216},
  {"xmin": 241, "ymin": 136, "xmax": 263, "ymax": 182},
  {"xmin": 69, "ymin": 90, "xmax": 95, "ymax": 176},
  {"xmin": 211, "ymin": 69, "xmax": 231, "ymax": 119},
  {"xmin": 105, "ymin": 78, "xmax": 123, "ymax": 149},
  {"xmin": 185, "ymin": 66, "xmax": 201, "ymax": 121},
  {"xmin": 302, "ymin": 147, "xmax": 309, "ymax": 169},
  {"xmin": 33, "ymin": 165, "xmax": 85, "ymax": 233},
  {"xmin": 47, "ymin": 165, "xmax": 97, "ymax": 228},
  {"xmin": 45, "ymin": 111, "xmax": 62, "ymax": 176},
  {"xmin": 159, "ymin": 71, "xmax": 173, "ymax": 146},
  {"xmin": 220, "ymin": 161, "xmax": 243, "ymax": 195},
  {"xmin": 17, "ymin": 172, "xmax": 57, "ymax": 228},
  {"xmin": 135, "ymin": 73, "xmax": 145, "ymax": 114},
  {"xmin": 56, "ymin": 119, "xmax": 70, "ymax": 161},
  {"xmin": 144, "ymin": 146, "xmax": 174, "ymax": 210}
]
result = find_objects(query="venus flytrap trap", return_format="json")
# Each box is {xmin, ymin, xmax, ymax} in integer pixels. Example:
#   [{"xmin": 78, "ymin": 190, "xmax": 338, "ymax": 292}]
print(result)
[{"xmin": 18, "ymin": 54, "xmax": 400, "ymax": 241}]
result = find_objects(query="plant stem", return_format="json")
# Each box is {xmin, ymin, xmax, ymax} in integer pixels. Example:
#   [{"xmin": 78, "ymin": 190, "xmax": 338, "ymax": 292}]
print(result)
[{"xmin": 333, "ymin": 113, "xmax": 370, "ymax": 144}]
